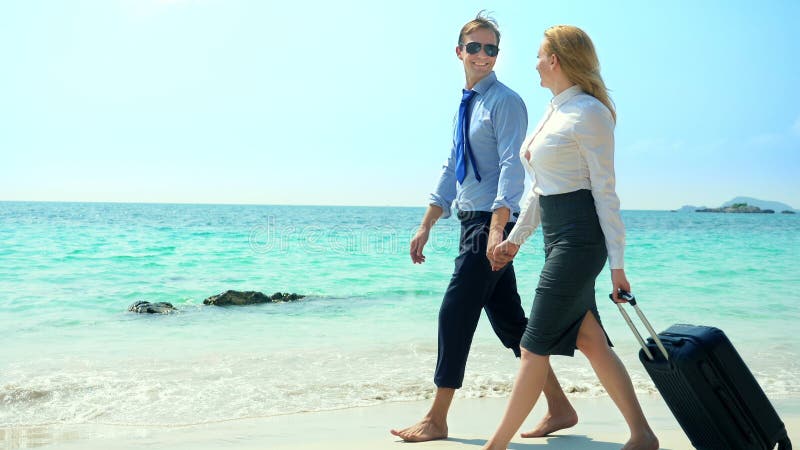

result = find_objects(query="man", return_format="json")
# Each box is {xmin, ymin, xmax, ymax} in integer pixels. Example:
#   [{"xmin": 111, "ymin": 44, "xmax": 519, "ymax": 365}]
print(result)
[{"xmin": 390, "ymin": 12, "xmax": 577, "ymax": 442}]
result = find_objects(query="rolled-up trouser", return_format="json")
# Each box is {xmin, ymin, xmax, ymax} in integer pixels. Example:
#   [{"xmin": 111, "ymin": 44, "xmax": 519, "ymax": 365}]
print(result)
[{"xmin": 434, "ymin": 211, "xmax": 528, "ymax": 389}]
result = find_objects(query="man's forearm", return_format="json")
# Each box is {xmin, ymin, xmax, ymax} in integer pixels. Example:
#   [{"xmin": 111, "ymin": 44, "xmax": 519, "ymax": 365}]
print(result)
[
  {"xmin": 420, "ymin": 205, "xmax": 444, "ymax": 232},
  {"xmin": 489, "ymin": 207, "xmax": 510, "ymax": 234}
]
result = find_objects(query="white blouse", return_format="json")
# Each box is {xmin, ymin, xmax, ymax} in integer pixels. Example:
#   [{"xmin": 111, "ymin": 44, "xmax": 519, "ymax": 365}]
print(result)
[{"xmin": 506, "ymin": 85, "xmax": 625, "ymax": 269}]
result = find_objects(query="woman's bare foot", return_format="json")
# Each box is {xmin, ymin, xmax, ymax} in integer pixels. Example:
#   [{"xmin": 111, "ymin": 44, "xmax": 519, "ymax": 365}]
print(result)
[
  {"xmin": 390, "ymin": 418, "xmax": 448, "ymax": 442},
  {"xmin": 519, "ymin": 410, "xmax": 578, "ymax": 438},
  {"xmin": 622, "ymin": 430, "xmax": 659, "ymax": 450}
]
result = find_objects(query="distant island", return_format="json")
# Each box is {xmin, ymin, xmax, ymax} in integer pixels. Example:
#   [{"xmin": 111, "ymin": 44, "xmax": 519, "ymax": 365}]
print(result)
[
  {"xmin": 697, "ymin": 203, "xmax": 774, "ymax": 213},
  {"xmin": 673, "ymin": 196, "xmax": 798, "ymax": 214}
]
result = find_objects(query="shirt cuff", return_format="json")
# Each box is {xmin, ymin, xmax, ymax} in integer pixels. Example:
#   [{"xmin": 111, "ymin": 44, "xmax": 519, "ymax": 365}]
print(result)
[
  {"xmin": 607, "ymin": 248, "xmax": 624, "ymax": 269},
  {"xmin": 507, "ymin": 223, "xmax": 534, "ymax": 245},
  {"xmin": 429, "ymin": 194, "xmax": 452, "ymax": 219},
  {"xmin": 491, "ymin": 199, "xmax": 518, "ymax": 220}
]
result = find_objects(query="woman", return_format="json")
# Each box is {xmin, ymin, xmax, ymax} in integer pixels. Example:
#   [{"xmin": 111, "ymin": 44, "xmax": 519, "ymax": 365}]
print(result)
[{"xmin": 482, "ymin": 26, "xmax": 659, "ymax": 450}]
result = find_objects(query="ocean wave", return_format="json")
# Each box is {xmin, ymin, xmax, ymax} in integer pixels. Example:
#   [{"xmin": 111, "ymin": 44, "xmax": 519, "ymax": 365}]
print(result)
[
  {"xmin": 0, "ymin": 352, "xmax": 675, "ymax": 429},
  {"xmin": 0, "ymin": 372, "xmax": 665, "ymax": 429},
  {"xmin": 0, "ymin": 385, "xmax": 51, "ymax": 404}
]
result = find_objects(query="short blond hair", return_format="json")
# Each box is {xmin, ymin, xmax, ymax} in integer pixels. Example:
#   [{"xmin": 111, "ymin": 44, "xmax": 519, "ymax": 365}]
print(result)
[
  {"xmin": 544, "ymin": 25, "xmax": 615, "ymax": 122},
  {"xmin": 458, "ymin": 11, "xmax": 500, "ymax": 45}
]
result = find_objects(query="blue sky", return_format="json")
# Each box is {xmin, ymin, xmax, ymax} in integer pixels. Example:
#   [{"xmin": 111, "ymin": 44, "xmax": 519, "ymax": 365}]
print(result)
[{"xmin": 2, "ymin": 0, "xmax": 798, "ymax": 210}]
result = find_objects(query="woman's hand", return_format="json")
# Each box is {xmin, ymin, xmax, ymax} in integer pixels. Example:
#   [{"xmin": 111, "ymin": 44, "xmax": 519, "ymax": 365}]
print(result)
[
  {"xmin": 491, "ymin": 240, "xmax": 519, "ymax": 271},
  {"xmin": 610, "ymin": 268, "xmax": 631, "ymax": 303}
]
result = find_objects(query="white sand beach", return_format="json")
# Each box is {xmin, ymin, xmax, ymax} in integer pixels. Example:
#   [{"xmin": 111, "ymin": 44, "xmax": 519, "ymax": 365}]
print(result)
[{"xmin": 6, "ymin": 395, "xmax": 797, "ymax": 449}]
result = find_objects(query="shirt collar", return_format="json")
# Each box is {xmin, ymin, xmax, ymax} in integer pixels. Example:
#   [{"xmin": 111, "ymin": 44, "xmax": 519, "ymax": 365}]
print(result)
[
  {"xmin": 471, "ymin": 71, "xmax": 497, "ymax": 95},
  {"xmin": 551, "ymin": 84, "xmax": 584, "ymax": 108}
]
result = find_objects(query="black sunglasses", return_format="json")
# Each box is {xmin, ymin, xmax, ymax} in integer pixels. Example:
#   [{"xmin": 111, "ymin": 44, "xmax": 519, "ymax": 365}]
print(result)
[{"xmin": 462, "ymin": 42, "xmax": 499, "ymax": 57}]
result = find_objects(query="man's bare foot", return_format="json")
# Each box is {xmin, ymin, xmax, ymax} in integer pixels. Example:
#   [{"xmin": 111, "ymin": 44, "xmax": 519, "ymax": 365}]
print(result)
[
  {"xmin": 621, "ymin": 430, "xmax": 659, "ymax": 450},
  {"xmin": 519, "ymin": 410, "xmax": 578, "ymax": 438},
  {"xmin": 390, "ymin": 418, "xmax": 448, "ymax": 442}
]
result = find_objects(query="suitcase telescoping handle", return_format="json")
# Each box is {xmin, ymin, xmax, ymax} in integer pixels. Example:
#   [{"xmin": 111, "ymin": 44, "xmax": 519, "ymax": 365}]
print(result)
[{"xmin": 609, "ymin": 290, "xmax": 669, "ymax": 361}]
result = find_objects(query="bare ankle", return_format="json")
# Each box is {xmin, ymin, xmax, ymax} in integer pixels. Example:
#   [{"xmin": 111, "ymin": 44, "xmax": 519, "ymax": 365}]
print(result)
[
  {"xmin": 622, "ymin": 429, "xmax": 659, "ymax": 450},
  {"xmin": 390, "ymin": 416, "xmax": 449, "ymax": 442},
  {"xmin": 422, "ymin": 413, "xmax": 446, "ymax": 427}
]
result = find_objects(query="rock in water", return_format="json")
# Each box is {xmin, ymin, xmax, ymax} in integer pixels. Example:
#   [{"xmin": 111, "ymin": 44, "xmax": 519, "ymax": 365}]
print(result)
[
  {"xmin": 203, "ymin": 290, "xmax": 269, "ymax": 305},
  {"xmin": 203, "ymin": 290, "xmax": 304, "ymax": 306},
  {"xmin": 270, "ymin": 292, "xmax": 304, "ymax": 302},
  {"xmin": 128, "ymin": 301, "xmax": 177, "ymax": 314}
]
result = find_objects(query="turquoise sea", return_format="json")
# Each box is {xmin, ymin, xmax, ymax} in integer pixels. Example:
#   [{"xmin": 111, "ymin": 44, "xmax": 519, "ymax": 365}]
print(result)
[{"xmin": 1, "ymin": 202, "xmax": 799, "ymax": 429}]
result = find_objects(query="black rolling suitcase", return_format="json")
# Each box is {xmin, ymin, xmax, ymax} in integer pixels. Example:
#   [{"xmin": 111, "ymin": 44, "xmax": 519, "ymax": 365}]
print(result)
[{"xmin": 612, "ymin": 292, "xmax": 792, "ymax": 450}]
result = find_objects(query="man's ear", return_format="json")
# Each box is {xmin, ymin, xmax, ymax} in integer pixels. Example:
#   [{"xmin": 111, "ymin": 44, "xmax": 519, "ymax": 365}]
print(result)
[{"xmin": 456, "ymin": 45, "xmax": 464, "ymax": 60}]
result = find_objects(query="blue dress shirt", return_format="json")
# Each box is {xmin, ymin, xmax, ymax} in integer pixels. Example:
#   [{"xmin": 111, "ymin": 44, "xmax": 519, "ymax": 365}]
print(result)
[{"xmin": 429, "ymin": 72, "xmax": 528, "ymax": 220}]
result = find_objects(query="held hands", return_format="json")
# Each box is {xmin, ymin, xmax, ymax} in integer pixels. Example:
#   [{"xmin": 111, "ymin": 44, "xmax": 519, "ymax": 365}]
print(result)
[
  {"xmin": 610, "ymin": 269, "xmax": 631, "ymax": 303},
  {"xmin": 486, "ymin": 228, "xmax": 504, "ymax": 262},
  {"xmin": 490, "ymin": 239, "xmax": 519, "ymax": 271},
  {"xmin": 486, "ymin": 208, "xmax": 514, "ymax": 272},
  {"xmin": 410, "ymin": 228, "xmax": 430, "ymax": 264}
]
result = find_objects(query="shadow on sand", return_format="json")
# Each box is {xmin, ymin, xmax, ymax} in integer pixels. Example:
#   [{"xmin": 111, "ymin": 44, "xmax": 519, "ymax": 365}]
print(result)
[{"xmin": 444, "ymin": 435, "xmax": 673, "ymax": 450}]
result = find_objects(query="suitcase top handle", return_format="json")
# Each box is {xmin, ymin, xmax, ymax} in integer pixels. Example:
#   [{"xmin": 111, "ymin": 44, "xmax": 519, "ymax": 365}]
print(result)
[{"xmin": 610, "ymin": 290, "xmax": 669, "ymax": 361}]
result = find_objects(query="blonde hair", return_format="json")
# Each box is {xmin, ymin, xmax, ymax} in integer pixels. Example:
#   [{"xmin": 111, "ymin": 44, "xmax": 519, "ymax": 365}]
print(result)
[
  {"xmin": 544, "ymin": 25, "xmax": 615, "ymax": 122},
  {"xmin": 458, "ymin": 10, "xmax": 500, "ymax": 45}
]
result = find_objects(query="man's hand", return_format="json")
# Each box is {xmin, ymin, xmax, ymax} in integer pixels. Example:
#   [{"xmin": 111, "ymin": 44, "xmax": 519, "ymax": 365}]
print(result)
[
  {"xmin": 410, "ymin": 228, "xmax": 430, "ymax": 264},
  {"xmin": 491, "ymin": 240, "xmax": 519, "ymax": 271},
  {"xmin": 486, "ymin": 207, "xmax": 511, "ymax": 269},
  {"xmin": 486, "ymin": 227, "xmax": 505, "ymax": 267},
  {"xmin": 410, "ymin": 205, "xmax": 443, "ymax": 264}
]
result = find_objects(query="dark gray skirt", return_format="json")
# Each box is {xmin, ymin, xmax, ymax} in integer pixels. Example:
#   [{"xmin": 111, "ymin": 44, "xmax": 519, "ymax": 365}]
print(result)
[{"xmin": 520, "ymin": 189, "xmax": 613, "ymax": 356}]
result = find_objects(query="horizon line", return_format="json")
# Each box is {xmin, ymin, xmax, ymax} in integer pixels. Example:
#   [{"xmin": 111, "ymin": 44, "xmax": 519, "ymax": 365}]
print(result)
[{"xmin": 4, "ymin": 198, "xmax": 793, "ymax": 212}]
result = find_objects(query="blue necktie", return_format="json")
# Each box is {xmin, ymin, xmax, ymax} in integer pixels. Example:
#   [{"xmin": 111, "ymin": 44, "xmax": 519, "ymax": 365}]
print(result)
[{"xmin": 455, "ymin": 89, "xmax": 480, "ymax": 184}]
